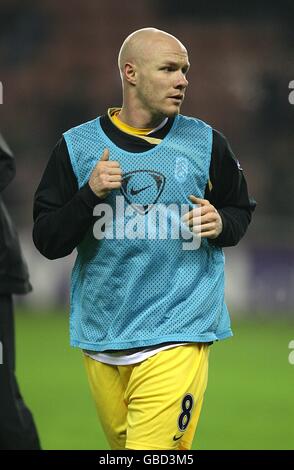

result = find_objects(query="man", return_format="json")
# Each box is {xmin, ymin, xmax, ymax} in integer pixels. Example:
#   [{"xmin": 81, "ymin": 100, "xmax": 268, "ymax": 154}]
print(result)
[
  {"xmin": 33, "ymin": 28, "xmax": 255, "ymax": 450},
  {"xmin": 0, "ymin": 132, "xmax": 40, "ymax": 450}
]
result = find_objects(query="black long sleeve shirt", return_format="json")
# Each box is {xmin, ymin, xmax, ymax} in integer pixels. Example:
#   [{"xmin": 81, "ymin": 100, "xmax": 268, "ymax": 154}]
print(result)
[{"xmin": 33, "ymin": 114, "xmax": 256, "ymax": 259}]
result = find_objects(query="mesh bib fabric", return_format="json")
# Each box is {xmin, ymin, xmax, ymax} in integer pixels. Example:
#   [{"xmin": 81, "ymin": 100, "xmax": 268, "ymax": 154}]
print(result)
[{"xmin": 63, "ymin": 114, "xmax": 232, "ymax": 351}]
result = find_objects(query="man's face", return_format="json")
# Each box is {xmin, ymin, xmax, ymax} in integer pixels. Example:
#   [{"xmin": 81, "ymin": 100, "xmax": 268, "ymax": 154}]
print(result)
[{"xmin": 135, "ymin": 38, "xmax": 190, "ymax": 120}]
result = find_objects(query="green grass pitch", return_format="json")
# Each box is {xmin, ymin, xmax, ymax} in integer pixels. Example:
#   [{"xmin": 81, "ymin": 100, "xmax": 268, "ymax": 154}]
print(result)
[{"xmin": 15, "ymin": 310, "xmax": 294, "ymax": 450}]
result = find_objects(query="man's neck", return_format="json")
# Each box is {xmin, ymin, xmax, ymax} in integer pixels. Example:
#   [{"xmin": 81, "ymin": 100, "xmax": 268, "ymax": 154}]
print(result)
[{"xmin": 118, "ymin": 106, "xmax": 166, "ymax": 130}]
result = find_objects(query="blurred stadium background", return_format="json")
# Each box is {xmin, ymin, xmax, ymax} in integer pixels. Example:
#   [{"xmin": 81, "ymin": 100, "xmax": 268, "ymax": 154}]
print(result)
[{"xmin": 1, "ymin": 0, "xmax": 293, "ymax": 450}]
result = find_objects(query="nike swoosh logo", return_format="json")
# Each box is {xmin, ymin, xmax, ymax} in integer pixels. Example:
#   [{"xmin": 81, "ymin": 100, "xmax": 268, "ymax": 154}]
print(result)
[
  {"xmin": 130, "ymin": 184, "xmax": 153, "ymax": 196},
  {"xmin": 173, "ymin": 434, "xmax": 183, "ymax": 441}
]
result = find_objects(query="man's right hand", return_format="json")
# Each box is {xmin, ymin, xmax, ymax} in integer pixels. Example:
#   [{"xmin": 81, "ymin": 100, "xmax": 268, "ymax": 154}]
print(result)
[{"xmin": 88, "ymin": 148, "xmax": 122, "ymax": 199}]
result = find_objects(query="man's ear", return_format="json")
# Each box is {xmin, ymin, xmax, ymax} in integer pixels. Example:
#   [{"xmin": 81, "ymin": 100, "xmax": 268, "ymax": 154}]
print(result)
[{"xmin": 124, "ymin": 63, "xmax": 137, "ymax": 85}]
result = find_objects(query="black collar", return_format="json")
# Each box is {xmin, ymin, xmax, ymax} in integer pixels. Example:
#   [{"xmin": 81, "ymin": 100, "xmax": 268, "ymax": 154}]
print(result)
[{"xmin": 99, "ymin": 114, "xmax": 175, "ymax": 153}]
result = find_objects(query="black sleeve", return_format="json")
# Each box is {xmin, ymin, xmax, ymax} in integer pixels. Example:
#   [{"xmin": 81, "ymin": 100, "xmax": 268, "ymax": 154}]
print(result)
[
  {"xmin": 33, "ymin": 137, "xmax": 102, "ymax": 259},
  {"xmin": 205, "ymin": 129, "xmax": 256, "ymax": 247},
  {"xmin": 0, "ymin": 132, "xmax": 16, "ymax": 192}
]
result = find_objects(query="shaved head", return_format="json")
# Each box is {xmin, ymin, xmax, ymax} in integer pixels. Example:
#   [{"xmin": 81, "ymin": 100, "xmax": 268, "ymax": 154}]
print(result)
[
  {"xmin": 118, "ymin": 28, "xmax": 187, "ymax": 78},
  {"xmin": 117, "ymin": 27, "xmax": 190, "ymax": 127}
]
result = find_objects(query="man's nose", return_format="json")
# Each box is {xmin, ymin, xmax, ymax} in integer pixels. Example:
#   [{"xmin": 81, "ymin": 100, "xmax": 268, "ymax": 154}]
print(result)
[{"xmin": 176, "ymin": 73, "xmax": 189, "ymax": 89}]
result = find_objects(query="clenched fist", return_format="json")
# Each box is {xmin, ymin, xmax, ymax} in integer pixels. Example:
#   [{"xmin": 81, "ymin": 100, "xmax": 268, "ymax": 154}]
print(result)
[
  {"xmin": 89, "ymin": 148, "xmax": 122, "ymax": 199},
  {"xmin": 182, "ymin": 195, "xmax": 223, "ymax": 239}
]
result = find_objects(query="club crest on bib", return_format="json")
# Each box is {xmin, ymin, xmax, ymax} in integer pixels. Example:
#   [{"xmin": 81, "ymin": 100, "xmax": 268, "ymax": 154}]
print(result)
[
  {"xmin": 175, "ymin": 157, "xmax": 188, "ymax": 183},
  {"xmin": 120, "ymin": 170, "xmax": 165, "ymax": 214}
]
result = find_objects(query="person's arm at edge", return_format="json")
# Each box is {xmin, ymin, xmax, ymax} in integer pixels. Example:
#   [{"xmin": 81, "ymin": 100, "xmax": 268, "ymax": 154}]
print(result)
[
  {"xmin": 32, "ymin": 138, "xmax": 102, "ymax": 259},
  {"xmin": 0, "ymin": 131, "xmax": 16, "ymax": 192}
]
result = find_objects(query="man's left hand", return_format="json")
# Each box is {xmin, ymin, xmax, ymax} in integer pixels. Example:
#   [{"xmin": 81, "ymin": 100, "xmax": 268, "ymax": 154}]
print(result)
[{"xmin": 182, "ymin": 195, "xmax": 223, "ymax": 239}]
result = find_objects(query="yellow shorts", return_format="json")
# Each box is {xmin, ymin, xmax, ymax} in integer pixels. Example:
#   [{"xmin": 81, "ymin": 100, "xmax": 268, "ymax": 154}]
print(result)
[{"xmin": 84, "ymin": 343, "xmax": 209, "ymax": 450}]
